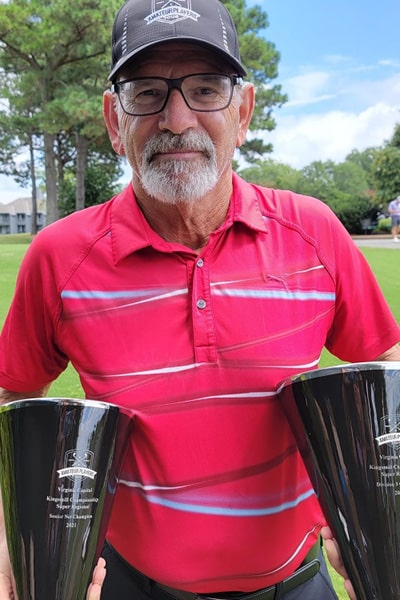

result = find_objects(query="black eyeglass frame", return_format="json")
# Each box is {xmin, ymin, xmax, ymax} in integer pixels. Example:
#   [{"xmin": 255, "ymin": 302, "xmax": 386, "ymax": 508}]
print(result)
[{"xmin": 111, "ymin": 73, "xmax": 243, "ymax": 117}]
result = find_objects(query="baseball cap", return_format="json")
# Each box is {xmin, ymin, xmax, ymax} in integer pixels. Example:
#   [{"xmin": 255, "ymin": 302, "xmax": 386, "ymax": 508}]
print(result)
[{"xmin": 109, "ymin": 0, "xmax": 247, "ymax": 81}]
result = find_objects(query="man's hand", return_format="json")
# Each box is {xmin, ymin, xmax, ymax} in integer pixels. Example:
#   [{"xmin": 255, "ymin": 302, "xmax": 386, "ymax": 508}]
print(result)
[
  {"xmin": 86, "ymin": 557, "xmax": 106, "ymax": 600},
  {"xmin": 321, "ymin": 526, "xmax": 356, "ymax": 600},
  {"xmin": 0, "ymin": 551, "xmax": 106, "ymax": 600}
]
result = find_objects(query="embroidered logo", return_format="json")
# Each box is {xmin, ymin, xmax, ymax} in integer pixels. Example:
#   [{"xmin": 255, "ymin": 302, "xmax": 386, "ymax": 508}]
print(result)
[
  {"xmin": 57, "ymin": 450, "xmax": 97, "ymax": 481},
  {"xmin": 376, "ymin": 416, "xmax": 400, "ymax": 448},
  {"xmin": 144, "ymin": 0, "xmax": 200, "ymax": 25}
]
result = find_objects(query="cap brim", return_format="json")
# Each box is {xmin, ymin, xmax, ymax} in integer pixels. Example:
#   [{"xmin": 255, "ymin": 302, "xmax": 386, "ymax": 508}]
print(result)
[{"xmin": 108, "ymin": 38, "xmax": 247, "ymax": 81}]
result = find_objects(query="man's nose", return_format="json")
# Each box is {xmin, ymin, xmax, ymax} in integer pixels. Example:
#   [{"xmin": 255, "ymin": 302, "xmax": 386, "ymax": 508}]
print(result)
[{"xmin": 158, "ymin": 88, "xmax": 198, "ymax": 134}]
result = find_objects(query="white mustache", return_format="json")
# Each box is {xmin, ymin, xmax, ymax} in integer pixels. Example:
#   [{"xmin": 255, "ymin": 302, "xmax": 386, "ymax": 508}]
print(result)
[{"xmin": 143, "ymin": 131, "xmax": 215, "ymax": 164}]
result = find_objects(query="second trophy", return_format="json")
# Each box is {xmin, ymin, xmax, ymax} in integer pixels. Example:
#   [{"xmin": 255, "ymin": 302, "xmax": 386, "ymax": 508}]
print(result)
[{"xmin": 278, "ymin": 362, "xmax": 400, "ymax": 600}]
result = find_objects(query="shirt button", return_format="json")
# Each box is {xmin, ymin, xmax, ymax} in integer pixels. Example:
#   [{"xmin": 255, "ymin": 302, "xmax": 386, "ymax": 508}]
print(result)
[
  {"xmin": 197, "ymin": 258, "xmax": 204, "ymax": 268},
  {"xmin": 196, "ymin": 299, "xmax": 207, "ymax": 310}
]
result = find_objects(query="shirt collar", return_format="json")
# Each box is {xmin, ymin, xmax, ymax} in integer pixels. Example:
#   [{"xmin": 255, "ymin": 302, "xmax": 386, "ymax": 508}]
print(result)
[
  {"xmin": 229, "ymin": 172, "xmax": 269, "ymax": 234},
  {"xmin": 111, "ymin": 174, "xmax": 269, "ymax": 264}
]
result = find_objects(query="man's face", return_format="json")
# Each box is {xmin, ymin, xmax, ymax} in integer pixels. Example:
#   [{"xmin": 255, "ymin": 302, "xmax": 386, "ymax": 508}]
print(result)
[{"xmin": 104, "ymin": 43, "xmax": 253, "ymax": 205}]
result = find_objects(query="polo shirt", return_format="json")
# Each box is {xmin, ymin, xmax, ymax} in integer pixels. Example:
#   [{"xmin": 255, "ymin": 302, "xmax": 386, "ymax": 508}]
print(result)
[
  {"xmin": 1, "ymin": 173, "xmax": 399, "ymax": 592},
  {"xmin": 389, "ymin": 199, "xmax": 400, "ymax": 216}
]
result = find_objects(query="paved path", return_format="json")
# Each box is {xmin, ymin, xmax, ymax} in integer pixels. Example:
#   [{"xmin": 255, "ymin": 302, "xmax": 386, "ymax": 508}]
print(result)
[{"xmin": 352, "ymin": 235, "xmax": 400, "ymax": 249}]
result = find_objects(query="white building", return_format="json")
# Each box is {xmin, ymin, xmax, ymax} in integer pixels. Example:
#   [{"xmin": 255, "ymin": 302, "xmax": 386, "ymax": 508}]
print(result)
[{"xmin": 0, "ymin": 196, "xmax": 46, "ymax": 235}]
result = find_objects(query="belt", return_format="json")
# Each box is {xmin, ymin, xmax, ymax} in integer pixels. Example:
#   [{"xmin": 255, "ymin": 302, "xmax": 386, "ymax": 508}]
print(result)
[{"xmin": 156, "ymin": 539, "xmax": 321, "ymax": 600}]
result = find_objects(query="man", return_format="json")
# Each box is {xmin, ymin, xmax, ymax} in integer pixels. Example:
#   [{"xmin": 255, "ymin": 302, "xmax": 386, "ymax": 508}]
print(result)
[
  {"xmin": 388, "ymin": 195, "xmax": 400, "ymax": 241},
  {"xmin": 0, "ymin": 0, "xmax": 399, "ymax": 598}
]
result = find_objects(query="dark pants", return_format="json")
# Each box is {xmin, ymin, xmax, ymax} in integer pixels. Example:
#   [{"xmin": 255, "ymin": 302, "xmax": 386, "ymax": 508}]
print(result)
[{"xmin": 100, "ymin": 543, "xmax": 338, "ymax": 600}]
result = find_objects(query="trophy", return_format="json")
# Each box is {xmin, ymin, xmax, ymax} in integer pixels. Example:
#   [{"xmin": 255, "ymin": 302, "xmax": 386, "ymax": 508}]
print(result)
[
  {"xmin": 278, "ymin": 362, "xmax": 400, "ymax": 600},
  {"xmin": 0, "ymin": 397, "xmax": 133, "ymax": 600}
]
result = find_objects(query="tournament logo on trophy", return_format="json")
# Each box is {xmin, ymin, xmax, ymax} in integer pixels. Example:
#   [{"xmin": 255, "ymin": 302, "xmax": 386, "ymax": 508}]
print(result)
[
  {"xmin": 58, "ymin": 450, "xmax": 97, "ymax": 481},
  {"xmin": 376, "ymin": 416, "xmax": 400, "ymax": 448}
]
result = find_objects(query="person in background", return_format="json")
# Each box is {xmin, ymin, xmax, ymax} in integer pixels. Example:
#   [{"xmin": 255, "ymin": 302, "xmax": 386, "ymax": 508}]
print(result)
[
  {"xmin": 1, "ymin": 0, "xmax": 400, "ymax": 598},
  {"xmin": 388, "ymin": 195, "xmax": 400, "ymax": 242}
]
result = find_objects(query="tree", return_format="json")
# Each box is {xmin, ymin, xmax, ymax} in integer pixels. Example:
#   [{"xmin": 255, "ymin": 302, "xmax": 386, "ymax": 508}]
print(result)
[
  {"xmin": 332, "ymin": 161, "xmax": 369, "ymax": 198},
  {"xmin": 372, "ymin": 123, "xmax": 400, "ymax": 205},
  {"xmin": 58, "ymin": 152, "xmax": 123, "ymax": 217},
  {"xmin": 223, "ymin": 0, "xmax": 287, "ymax": 161},
  {"xmin": 0, "ymin": 0, "xmax": 120, "ymax": 223},
  {"xmin": 389, "ymin": 122, "xmax": 400, "ymax": 149},
  {"xmin": 345, "ymin": 147, "xmax": 379, "ymax": 189},
  {"xmin": 373, "ymin": 145, "xmax": 400, "ymax": 204},
  {"xmin": 239, "ymin": 159, "xmax": 304, "ymax": 190},
  {"xmin": 0, "ymin": 79, "xmax": 43, "ymax": 234},
  {"xmin": 299, "ymin": 160, "xmax": 337, "ymax": 201}
]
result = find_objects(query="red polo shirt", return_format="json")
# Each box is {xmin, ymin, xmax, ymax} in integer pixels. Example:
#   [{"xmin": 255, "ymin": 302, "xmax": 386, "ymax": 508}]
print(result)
[{"xmin": 1, "ymin": 174, "xmax": 399, "ymax": 591}]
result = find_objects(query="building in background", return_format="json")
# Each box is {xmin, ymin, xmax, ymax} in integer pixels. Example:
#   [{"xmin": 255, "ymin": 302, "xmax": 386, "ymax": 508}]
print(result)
[{"xmin": 0, "ymin": 196, "xmax": 46, "ymax": 235}]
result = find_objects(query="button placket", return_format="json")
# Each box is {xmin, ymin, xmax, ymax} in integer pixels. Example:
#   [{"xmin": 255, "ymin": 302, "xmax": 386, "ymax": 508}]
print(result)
[{"xmin": 191, "ymin": 256, "xmax": 216, "ymax": 362}]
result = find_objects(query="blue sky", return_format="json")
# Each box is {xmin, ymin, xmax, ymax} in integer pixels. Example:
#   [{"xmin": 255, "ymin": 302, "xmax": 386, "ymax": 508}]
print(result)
[
  {"xmin": 248, "ymin": 0, "xmax": 400, "ymax": 167},
  {"xmin": 1, "ymin": 0, "xmax": 399, "ymax": 202}
]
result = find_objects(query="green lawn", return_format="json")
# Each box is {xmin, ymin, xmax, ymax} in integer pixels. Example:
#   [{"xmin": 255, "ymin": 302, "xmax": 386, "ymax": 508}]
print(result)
[{"xmin": 1, "ymin": 235, "xmax": 400, "ymax": 599}]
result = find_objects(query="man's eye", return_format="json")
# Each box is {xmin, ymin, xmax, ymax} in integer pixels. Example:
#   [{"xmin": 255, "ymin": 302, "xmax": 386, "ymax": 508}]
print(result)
[
  {"xmin": 133, "ymin": 88, "xmax": 165, "ymax": 105},
  {"xmin": 138, "ymin": 89, "xmax": 161, "ymax": 98},
  {"xmin": 195, "ymin": 86, "xmax": 218, "ymax": 96}
]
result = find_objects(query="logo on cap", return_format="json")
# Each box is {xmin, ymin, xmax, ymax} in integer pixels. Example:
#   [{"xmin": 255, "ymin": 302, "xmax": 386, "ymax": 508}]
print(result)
[{"xmin": 145, "ymin": 0, "xmax": 200, "ymax": 25}]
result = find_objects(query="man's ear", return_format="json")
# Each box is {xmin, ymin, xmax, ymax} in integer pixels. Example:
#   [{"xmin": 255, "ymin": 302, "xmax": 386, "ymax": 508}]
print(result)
[
  {"xmin": 103, "ymin": 90, "xmax": 125, "ymax": 156},
  {"xmin": 236, "ymin": 83, "xmax": 255, "ymax": 148}
]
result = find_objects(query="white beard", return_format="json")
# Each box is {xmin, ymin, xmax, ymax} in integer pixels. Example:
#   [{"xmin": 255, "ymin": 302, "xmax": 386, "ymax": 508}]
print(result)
[{"xmin": 140, "ymin": 131, "xmax": 218, "ymax": 204}]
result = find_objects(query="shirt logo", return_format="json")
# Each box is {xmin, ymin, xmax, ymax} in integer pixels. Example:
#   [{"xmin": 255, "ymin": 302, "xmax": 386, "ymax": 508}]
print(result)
[
  {"xmin": 145, "ymin": 0, "xmax": 200, "ymax": 25},
  {"xmin": 57, "ymin": 450, "xmax": 97, "ymax": 481}
]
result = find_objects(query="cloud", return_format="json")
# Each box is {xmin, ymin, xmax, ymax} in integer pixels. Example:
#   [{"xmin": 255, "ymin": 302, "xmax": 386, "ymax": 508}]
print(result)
[
  {"xmin": 283, "ymin": 71, "xmax": 336, "ymax": 107},
  {"xmin": 379, "ymin": 59, "xmax": 400, "ymax": 68},
  {"xmin": 260, "ymin": 60, "xmax": 400, "ymax": 169},
  {"xmin": 279, "ymin": 60, "xmax": 400, "ymax": 110},
  {"xmin": 341, "ymin": 72, "xmax": 400, "ymax": 107},
  {"xmin": 0, "ymin": 175, "xmax": 29, "ymax": 205},
  {"xmin": 266, "ymin": 102, "xmax": 400, "ymax": 169}
]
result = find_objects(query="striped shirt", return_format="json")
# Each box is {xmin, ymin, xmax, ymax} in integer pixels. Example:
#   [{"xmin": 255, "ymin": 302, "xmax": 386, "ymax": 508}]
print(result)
[{"xmin": 1, "ymin": 173, "xmax": 399, "ymax": 591}]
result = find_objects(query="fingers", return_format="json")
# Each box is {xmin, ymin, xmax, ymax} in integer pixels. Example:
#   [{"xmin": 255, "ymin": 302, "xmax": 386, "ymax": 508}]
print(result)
[
  {"xmin": 344, "ymin": 579, "xmax": 357, "ymax": 600},
  {"xmin": 321, "ymin": 526, "xmax": 356, "ymax": 600},
  {"xmin": 86, "ymin": 557, "xmax": 106, "ymax": 600},
  {"xmin": 0, "ymin": 570, "xmax": 16, "ymax": 600},
  {"xmin": 92, "ymin": 557, "xmax": 106, "ymax": 586}
]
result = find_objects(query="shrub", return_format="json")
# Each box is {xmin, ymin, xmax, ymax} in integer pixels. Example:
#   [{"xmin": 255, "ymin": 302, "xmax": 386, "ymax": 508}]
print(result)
[{"xmin": 376, "ymin": 217, "xmax": 391, "ymax": 233}]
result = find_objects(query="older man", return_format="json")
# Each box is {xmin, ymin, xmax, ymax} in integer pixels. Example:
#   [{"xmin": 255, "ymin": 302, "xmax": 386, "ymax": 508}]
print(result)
[{"xmin": 1, "ymin": 1, "xmax": 399, "ymax": 599}]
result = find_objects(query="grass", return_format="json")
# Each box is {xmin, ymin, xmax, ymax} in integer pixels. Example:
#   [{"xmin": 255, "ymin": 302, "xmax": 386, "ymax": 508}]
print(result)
[{"xmin": 1, "ymin": 235, "xmax": 400, "ymax": 599}]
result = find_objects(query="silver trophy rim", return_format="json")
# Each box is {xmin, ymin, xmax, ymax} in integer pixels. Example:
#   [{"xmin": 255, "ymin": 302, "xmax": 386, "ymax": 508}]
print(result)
[
  {"xmin": 0, "ymin": 397, "xmax": 120, "ymax": 413},
  {"xmin": 278, "ymin": 360, "xmax": 400, "ymax": 392}
]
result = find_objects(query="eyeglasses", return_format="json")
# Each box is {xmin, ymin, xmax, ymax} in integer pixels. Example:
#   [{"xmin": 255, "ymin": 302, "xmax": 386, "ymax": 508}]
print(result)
[{"xmin": 111, "ymin": 73, "xmax": 243, "ymax": 117}]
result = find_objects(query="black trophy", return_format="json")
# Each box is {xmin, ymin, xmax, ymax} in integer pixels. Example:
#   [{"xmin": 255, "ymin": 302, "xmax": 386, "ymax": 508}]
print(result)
[
  {"xmin": 278, "ymin": 362, "xmax": 400, "ymax": 600},
  {"xmin": 0, "ymin": 397, "xmax": 133, "ymax": 600}
]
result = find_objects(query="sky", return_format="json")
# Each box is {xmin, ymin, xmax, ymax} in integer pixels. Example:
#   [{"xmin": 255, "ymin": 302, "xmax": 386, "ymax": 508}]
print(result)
[
  {"xmin": 249, "ymin": 0, "xmax": 400, "ymax": 167},
  {"xmin": 1, "ymin": 0, "xmax": 399, "ymax": 203}
]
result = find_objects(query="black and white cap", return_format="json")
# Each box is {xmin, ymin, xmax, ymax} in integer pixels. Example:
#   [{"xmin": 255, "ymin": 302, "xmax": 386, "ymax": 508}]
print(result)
[{"xmin": 109, "ymin": 0, "xmax": 247, "ymax": 81}]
